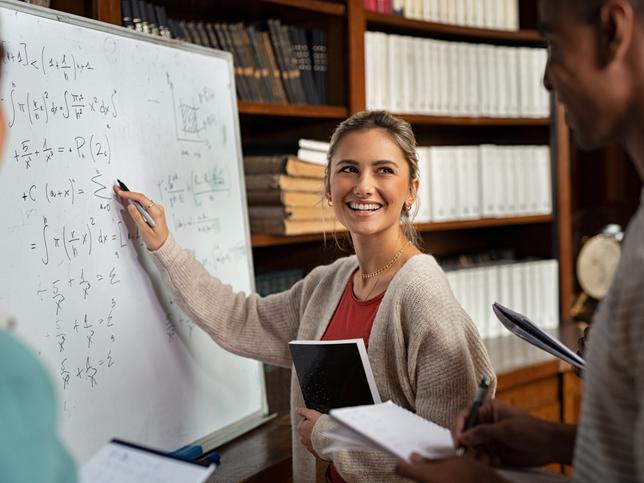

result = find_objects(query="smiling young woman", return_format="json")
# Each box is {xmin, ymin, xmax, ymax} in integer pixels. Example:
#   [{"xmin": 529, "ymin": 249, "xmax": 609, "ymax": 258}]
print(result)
[
  {"xmin": 324, "ymin": 112, "xmax": 423, "ymax": 302},
  {"xmin": 114, "ymin": 110, "xmax": 495, "ymax": 483}
]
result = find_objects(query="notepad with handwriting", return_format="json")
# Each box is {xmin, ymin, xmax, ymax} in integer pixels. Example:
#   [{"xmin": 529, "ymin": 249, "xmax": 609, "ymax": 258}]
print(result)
[
  {"xmin": 80, "ymin": 440, "xmax": 215, "ymax": 483},
  {"xmin": 327, "ymin": 401, "xmax": 454, "ymax": 461}
]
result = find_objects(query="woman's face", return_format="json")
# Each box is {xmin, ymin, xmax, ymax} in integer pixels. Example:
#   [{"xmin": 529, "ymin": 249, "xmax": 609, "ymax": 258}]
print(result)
[{"xmin": 328, "ymin": 128, "xmax": 417, "ymax": 240}]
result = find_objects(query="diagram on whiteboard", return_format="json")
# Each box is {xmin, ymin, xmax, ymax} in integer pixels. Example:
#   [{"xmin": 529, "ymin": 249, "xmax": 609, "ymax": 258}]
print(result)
[{"xmin": 167, "ymin": 72, "xmax": 226, "ymax": 150}]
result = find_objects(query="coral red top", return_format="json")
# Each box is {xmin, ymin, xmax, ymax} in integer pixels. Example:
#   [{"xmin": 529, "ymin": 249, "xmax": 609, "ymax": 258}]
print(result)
[{"xmin": 321, "ymin": 273, "xmax": 384, "ymax": 483}]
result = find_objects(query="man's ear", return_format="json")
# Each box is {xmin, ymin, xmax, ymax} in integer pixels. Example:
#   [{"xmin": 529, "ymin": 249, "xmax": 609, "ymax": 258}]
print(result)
[{"xmin": 597, "ymin": 0, "xmax": 634, "ymax": 66}]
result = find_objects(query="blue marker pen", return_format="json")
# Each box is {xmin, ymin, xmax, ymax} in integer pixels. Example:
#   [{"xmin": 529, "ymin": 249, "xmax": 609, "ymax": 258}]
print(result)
[
  {"xmin": 172, "ymin": 444, "xmax": 203, "ymax": 460},
  {"xmin": 116, "ymin": 179, "xmax": 156, "ymax": 229}
]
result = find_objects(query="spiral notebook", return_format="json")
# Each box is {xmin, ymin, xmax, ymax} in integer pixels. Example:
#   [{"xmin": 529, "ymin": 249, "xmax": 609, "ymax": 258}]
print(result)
[{"xmin": 326, "ymin": 401, "xmax": 454, "ymax": 461}]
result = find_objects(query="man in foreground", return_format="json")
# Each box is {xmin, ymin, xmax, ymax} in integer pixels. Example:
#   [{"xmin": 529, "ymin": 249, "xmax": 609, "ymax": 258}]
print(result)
[{"xmin": 398, "ymin": 0, "xmax": 644, "ymax": 481}]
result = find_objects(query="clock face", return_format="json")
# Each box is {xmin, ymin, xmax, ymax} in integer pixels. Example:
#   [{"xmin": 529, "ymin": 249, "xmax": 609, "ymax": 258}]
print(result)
[{"xmin": 577, "ymin": 234, "xmax": 621, "ymax": 299}]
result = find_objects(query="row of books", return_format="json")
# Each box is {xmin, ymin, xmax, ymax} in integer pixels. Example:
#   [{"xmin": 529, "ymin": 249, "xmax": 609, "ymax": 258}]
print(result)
[
  {"xmin": 244, "ymin": 139, "xmax": 343, "ymax": 235},
  {"xmin": 445, "ymin": 259, "xmax": 559, "ymax": 340},
  {"xmin": 255, "ymin": 269, "xmax": 305, "ymax": 296},
  {"xmin": 365, "ymin": 32, "xmax": 549, "ymax": 118},
  {"xmin": 121, "ymin": 0, "xmax": 328, "ymax": 105},
  {"xmin": 414, "ymin": 145, "xmax": 552, "ymax": 223},
  {"xmin": 365, "ymin": 0, "xmax": 520, "ymax": 32}
]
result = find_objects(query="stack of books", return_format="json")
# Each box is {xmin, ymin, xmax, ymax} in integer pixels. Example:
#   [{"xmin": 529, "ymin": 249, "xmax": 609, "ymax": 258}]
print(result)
[{"xmin": 245, "ymin": 140, "xmax": 344, "ymax": 235}]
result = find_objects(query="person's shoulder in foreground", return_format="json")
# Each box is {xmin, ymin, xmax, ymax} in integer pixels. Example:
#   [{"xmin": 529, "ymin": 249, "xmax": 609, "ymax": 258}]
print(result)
[{"xmin": 0, "ymin": 329, "xmax": 77, "ymax": 483}]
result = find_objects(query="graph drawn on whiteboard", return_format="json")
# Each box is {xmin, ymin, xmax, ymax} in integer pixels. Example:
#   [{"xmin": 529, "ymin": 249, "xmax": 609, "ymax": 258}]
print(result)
[{"xmin": 167, "ymin": 72, "xmax": 227, "ymax": 149}]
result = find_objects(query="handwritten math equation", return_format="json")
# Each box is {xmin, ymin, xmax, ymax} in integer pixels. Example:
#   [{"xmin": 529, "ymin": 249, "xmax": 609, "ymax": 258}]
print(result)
[
  {"xmin": 1, "ymin": 41, "xmax": 96, "ymax": 82},
  {"xmin": 0, "ymin": 35, "xmax": 248, "ymax": 410},
  {"xmin": 12, "ymin": 133, "xmax": 112, "ymax": 171},
  {"xmin": 3, "ymin": 82, "xmax": 118, "ymax": 129},
  {"xmin": 39, "ymin": 277, "xmax": 120, "ymax": 391}
]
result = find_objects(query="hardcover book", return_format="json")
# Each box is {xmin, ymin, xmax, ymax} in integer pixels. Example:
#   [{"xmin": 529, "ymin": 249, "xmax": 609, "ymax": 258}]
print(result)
[{"xmin": 289, "ymin": 339, "xmax": 380, "ymax": 413}]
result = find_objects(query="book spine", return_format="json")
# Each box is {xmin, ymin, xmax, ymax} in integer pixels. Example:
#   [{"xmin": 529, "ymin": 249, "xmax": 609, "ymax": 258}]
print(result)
[
  {"xmin": 236, "ymin": 23, "xmax": 266, "ymax": 103},
  {"xmin": 204, "ymin": 23, "xmax": 220, "ymax": 49},
  {"xmin": 258, "ymin": 30, "xmax": 289, "ymax": 104},
  {"xmin": 278, "ymin": 22, "xmax": 307, "ymax": 104},
  {"xmin": 228, "ymin": 23, "xmax": 261, "ymax": 102},
  {"xmin": 295, "ymin": 27, "xmax": 321, "ymax": 104},
  {"xmin": 245, "ymin": 25, "xmax": 276, "ymax": 104},
  {"xmin": 268, "ymin": 19, "xmax": 298, "ymax": 104},
  {"xmin": 214, "ymin": 23, "xmax": 251, "ymax": 102},
  {"xmin": 311, "ymin": 29, "xmax": 328, "ymax": 105},
  {"xmin": 121, "ymin": 0, "xmax": 135, "ymax": 29}
]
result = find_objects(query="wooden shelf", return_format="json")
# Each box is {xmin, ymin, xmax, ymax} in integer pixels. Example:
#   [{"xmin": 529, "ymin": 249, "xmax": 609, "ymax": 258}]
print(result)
[
  {"xmin": 251, "ymin": 215, "xmax": 553, "ymax": 247},
  {"xmin": 238, "ymin": 101, "xmax": 348, "ymax": 119},
  {"xmin": 415, "ymin": 215, "xmax": 553, "ymax": 232},
  {"xmin": 365, "ymin": 11, "xmax": 543, "ymax": 44},
  {"xmin": 264, "ymin": 0, "xmax": 345, "ymax": 15},
  {"xmin": 399, "ymin": 114, "xmax": 550, "ymax": 127}
]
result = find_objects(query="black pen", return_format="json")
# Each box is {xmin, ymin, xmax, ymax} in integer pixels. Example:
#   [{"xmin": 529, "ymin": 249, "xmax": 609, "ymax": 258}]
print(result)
[
  {"xmin": 456, "ymin": 375, "xmax": 490, "ymax": 456},
  {"xmin": 116, "ymin": 179, "xmax": 156, "ymax": 228}
]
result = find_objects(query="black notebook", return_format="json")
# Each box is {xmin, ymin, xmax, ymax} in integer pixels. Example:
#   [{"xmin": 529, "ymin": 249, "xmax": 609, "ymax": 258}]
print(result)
[{"xmin": 289, "ymin": 339, "xmax": 381, "ymax": 413}]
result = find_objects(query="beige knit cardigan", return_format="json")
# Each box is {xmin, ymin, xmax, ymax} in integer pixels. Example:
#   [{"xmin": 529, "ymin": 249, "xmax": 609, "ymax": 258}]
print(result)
[{"xmin": 152, "ymin": 235, "xmax": 496, "ymax": 482}]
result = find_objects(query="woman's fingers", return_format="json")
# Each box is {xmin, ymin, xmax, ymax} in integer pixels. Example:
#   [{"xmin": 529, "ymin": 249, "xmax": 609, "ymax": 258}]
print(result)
[{"xmin": 114, "ymin": 185, "xmax": 155, "ymax": 208}]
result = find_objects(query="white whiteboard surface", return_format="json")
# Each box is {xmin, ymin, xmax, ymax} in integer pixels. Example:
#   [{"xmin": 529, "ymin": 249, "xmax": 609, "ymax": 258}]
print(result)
[{"xmin": 0, "ymin": 1, "xmax": 266, "ymax": 464}]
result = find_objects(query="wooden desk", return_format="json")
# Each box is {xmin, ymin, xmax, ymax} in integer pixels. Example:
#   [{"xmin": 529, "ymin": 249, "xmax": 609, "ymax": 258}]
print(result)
[
  {"xmin": 207, "ymin": 331, "xmax": 584, "ymax": 482},
  {"xmin": 207, "ymin": 414, "xmax": 292, "ymax": 483}
]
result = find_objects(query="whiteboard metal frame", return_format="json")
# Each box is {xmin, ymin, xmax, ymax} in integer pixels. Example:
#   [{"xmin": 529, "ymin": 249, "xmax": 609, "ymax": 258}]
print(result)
[{"xmin": 0, "ymin": 0, "xmax": 269, "ymax": 452}]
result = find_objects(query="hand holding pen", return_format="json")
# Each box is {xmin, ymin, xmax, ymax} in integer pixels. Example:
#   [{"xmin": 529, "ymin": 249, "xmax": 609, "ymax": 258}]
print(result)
[
  {"xmin": 113, "ymin": 180, "xmax": 170, "ymax": 251},
  {"xmin": 452, "ymin": 397, "xmax": 573, "ymax": 468},
  {"xmin": 455, "ymin": 375, "xmax": 490, "ymax": 456}
]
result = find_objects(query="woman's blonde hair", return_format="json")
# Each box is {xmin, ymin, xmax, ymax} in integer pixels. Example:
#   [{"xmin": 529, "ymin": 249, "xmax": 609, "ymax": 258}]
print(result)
[{"xmin": 324, "ymin": 110, "xmax": 422, "ymax": 248}]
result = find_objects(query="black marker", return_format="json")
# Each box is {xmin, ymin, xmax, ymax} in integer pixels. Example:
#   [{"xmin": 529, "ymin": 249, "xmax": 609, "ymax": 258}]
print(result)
[
  {"xmin": 456, "ymin": 375, "xmax": 490, "ymax": 456},
  {"xmin": 116, "ymin": 179, "xmax": 156, "ymax": 228}
]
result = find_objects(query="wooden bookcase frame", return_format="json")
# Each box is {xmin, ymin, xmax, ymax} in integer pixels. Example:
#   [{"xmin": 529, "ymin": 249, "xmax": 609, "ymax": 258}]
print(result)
[{"xmin": 65, "ymin": 0, "xmax": 573, "ymax": 324}]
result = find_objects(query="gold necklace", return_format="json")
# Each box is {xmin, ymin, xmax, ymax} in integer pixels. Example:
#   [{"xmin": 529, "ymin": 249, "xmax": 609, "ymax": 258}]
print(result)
[{"xmin": 361, "ymin": 240, "xmax": 411, "ymax": 280}]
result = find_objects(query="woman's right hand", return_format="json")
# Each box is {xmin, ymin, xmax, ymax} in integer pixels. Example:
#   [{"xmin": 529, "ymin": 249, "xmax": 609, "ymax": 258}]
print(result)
[
  {"xmin": 113, "ymin": 185, "xmax": 170, "ymax": 251},
  {"xmin": 452, "ymin": 399, "xmax": 575, "ymax": 467}
]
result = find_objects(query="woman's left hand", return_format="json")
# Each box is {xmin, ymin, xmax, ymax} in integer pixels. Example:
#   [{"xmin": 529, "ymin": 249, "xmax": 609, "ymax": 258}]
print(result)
[
  {"xmin": 297, "ymin": 408, "xmax": 322, "ymax": 456},
  {"xmin": 396, "ymin": 453, "xmax": 508, "ymax": 483}
]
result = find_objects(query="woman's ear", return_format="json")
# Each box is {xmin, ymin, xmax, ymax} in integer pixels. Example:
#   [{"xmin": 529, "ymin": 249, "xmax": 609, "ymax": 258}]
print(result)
[{"xmin": 408, "ymin": 178, "xmax": 420, "ymax": 207}]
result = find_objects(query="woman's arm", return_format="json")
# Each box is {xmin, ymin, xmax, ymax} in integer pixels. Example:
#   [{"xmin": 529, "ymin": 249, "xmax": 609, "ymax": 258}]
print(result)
[
  {"xmin": 152, "ymin": 234, "xmax": 303, "ymax": 367},
  {"xmin": 114, "ymin": 186, "xmax": 309, "ymax": 367}
]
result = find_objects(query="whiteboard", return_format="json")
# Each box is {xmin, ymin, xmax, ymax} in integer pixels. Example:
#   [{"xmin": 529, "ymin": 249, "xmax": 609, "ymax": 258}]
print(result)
[{"xmin": 0, "ymin": 0, "xmax": 267, "ymax": 464}]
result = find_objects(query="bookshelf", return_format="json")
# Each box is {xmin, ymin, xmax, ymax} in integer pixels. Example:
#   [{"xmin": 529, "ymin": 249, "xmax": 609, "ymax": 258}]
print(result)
[
  {"xmin": 238, "ymin": 101, "xmax": 348, "ymax": 118},
  {"xmin": 364, "ymin": 11, "xmax": 543, "ymax": 44},
  {"xmin": 252, "ymin": 214, "xmax": 553, "ymax": 247},
  {"xmin": 54, "ymin": 0, "xmax": 579, "ymax": 476},
  {"xmin": 398, "ymin": 114, "xmax": 549, "ymax": 127},
  {"xmin": 72, "ymin": 0, "xmax": 575, "ymax": 353}
]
